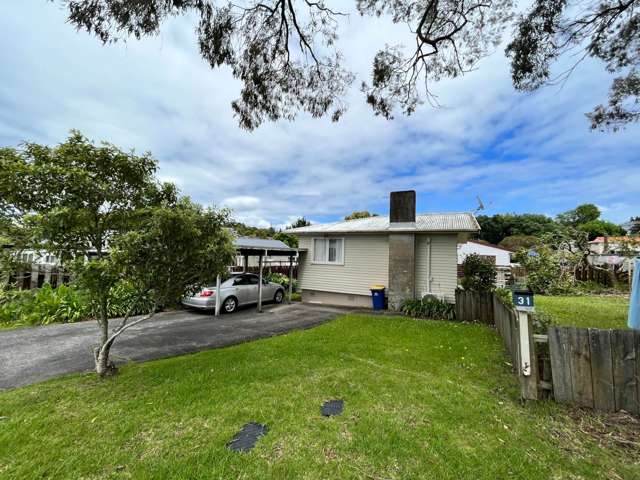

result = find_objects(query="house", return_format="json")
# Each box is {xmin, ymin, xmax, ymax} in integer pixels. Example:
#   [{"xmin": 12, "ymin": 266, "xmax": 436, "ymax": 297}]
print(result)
[
  {"xmin": 588, "ymin": 236, "xmax": 640, "ymax": 256},
  {"xmin": 457, "ymin": 240, "xmax": 514, "ymax": 287},
  {"xmin": 587, "ymin": 236, "xmax": 640, "ymax": 272},
  {"xmin": 286, "ymin": 191, "xmax": 480, "ymax": 309}
]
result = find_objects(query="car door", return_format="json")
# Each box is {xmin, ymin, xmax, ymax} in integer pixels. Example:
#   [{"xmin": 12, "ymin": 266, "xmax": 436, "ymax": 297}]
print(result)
[
  {"xmin": 245, "ymin": 275, "xmax": 260, "ymax": 304},
  {"xmin": 231, "ymin": 275, "xmax": 251, "ymax": 305}
]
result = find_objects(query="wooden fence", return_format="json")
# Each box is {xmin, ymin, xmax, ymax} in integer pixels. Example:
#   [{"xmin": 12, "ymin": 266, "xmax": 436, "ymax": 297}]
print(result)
[
  {"xmin": 455, "ymin": 290, "xmax": 494, "ymax": 324},
  {"xmin": 575, "ymin": 265, "xmax": 615, "ymax": 286},
  {"xmin": 456, "ymin": 288, "xmax": 639, "ymax": 413},
  {"xmin": 548, "ymin": 326, "xmax": 639, "ymax": 414}
]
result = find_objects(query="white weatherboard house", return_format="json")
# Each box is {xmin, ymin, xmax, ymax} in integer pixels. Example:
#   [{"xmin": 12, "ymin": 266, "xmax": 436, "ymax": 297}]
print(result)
[{"xmin": 286, "ymin": 191, "xmax": 480, "ymax": 309}]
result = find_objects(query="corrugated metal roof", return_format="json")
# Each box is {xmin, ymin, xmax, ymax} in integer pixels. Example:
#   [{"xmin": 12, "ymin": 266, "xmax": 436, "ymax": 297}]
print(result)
[
  {"xmin": 233, "ymin": 237, "xmax": 295, "ymax": 251},
  {"xmin": 285, "ymin": 213, "xmax": 480, "ymax": 234}
]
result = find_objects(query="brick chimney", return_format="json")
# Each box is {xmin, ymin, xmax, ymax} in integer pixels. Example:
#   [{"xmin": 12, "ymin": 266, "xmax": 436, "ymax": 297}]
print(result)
[{"xmin": 387, "ymin": 191, "xmax": 416, "ymax": 310}]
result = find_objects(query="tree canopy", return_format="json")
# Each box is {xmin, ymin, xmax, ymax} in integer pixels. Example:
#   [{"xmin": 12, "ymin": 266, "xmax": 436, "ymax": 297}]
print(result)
[
  {"xmin": 54, "ymin": 0, "xmax": 639, "ymax": 130},
  {"xmin": 0, "ymin": 131, "xmax": 234, "ymax": 376},
  {"xmin": 345, "ymin": 210, "xmax": 378, "ymax": 220},
  {"xmin": 556, "ymin": 203, "xmax": 601, "ymax": 227},
  {"xmin": 476, "ymin": 213, "xmax": 559, "ymax": 245}
]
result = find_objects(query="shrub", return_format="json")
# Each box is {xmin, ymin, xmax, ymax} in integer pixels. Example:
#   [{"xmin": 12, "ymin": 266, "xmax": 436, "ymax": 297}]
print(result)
[
  {"xmin": 0, "ymin": 280, "xmax": 158, "ymax": 328},
  {"xmin": 460, "ymin": 254, "xmax": 497, "ymax": 292},
  {"xmin": 265, "ymin": 272, "xmax": 297, "ymax": 291},
  {"xmin": 401, "ymin": 296, "xmax": 456, "ymax": 321},
  {"xmin": 494, "ymin": 287, "xmax": 514, "ymax": 307},
  {"xmin": 0, "ymin": 283, "xmax": 89, "ymax": 327},
  {"xmin": 514, "ymin": 246, "xmax": 577, "ymax": 295}
]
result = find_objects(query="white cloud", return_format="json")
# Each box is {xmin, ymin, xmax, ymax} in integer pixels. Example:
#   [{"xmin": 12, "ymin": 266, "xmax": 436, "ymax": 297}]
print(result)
[{"xmin": 0, "ymin": 2, "xmax": 638, "ymax": 228}]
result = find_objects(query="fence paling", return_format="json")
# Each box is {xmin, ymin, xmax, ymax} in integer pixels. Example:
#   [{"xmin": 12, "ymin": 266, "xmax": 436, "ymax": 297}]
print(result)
[{"xmin": 548, "ymin": 326, "xmax": 640, "ymax": 415}]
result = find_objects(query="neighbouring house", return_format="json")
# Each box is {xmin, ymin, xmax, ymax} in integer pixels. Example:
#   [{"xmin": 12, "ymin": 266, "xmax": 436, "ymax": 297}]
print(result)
[
  {"xmin": 457, "ymin": 240, "xmax": 514, "ymax": 288},
  {"xmin": 286, "ymin": 191, "xmax": 480, "ymax": 309},
  {"xmin": 586, "ymin": 236, "xmax": 640, "ymax": 273}
]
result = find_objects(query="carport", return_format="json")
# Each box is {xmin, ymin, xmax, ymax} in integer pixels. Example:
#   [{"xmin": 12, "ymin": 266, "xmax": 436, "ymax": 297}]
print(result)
[{"xmin": 214, "ymin": 238, "xmax": 298, "ymax": 316}]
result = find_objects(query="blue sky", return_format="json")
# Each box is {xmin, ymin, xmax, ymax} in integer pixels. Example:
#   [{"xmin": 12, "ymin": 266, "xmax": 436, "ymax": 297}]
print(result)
[{"xmin": 1, "ymin": 2, "xmax": 639, "ymax": 228}]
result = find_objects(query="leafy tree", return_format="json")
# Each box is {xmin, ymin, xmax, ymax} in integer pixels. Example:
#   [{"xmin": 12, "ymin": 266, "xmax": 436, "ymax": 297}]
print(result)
[
  {"xmin": 96, "ymin": 199, "xmax": 235, "ymax": 375},
  {"xmin": 289, "ymin": 217, "xmax": 312, "ymax": 229},
  {"xmin": 229, "ymin": 221, "xmax": 275, "ymax": 239},
  {"xmin": 578, "ymin": 219, "xmax": 626, "ymax": 240},
  {"xmin": 0, "ymin": 132, "xmax": 234, "ymax": 376},
  {"xmin": 345, "ymin": 210, "xmax": 378, "ymax": 220},
  {"xmin": 476, "ymin": 213, "xmax": 558, "ymax": 245},
  {"xmin": 273, "ymin": 231, "xmax": 298, "ymax": 248},
  {"xmin": 506, "ymin": 0, "xmax": 640, "ymax": 130},
  {"xmin": 556, "ymin": 203, "xmax": 601, "ymax": 227},
  {"xmin": 498, "ymin": 235, "xmax": 538, "ymax": 251},
  {"xmin": 460, "ymin": 253, "xmax": 497, "ymax": 292}
]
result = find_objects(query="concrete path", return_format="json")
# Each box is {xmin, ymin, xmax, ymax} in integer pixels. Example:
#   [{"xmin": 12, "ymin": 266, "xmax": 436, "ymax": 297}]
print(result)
[{"xmin": 0, "ymin": 303, "xmax": 351, "ymax": 390}]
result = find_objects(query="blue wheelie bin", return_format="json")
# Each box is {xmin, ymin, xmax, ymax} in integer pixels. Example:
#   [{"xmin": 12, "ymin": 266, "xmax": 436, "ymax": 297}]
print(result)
[{"xmin": 370, "ymin": 285, "xmax": 386, "ymax": 311}]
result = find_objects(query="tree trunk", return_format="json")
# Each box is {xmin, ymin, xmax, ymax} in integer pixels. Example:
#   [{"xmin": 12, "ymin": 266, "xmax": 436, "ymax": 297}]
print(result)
[{"xmin": 94, "ymin": 295, "xmax": 117, "ymax": 377}]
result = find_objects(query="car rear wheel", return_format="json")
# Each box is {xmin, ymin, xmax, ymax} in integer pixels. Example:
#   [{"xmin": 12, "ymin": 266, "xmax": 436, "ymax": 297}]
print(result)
[
  {"xmin": 274, "ymin": 290, "xmax": 284, "ymax": 304},
  {"xmin": 223, "ymin": 296, "xmax": 237, "ymax": 313}
]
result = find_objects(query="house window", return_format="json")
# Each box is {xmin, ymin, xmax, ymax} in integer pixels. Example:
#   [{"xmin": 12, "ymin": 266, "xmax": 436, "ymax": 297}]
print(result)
[{"xmin": 313, "ymin": 238, "xmax": 344, "ymax": 264}]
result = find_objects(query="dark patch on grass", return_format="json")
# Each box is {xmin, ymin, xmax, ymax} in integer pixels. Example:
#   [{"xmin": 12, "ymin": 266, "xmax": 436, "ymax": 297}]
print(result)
[
  {"xmin": 321, "ymin": 399, "xmax": 344, "ymax": 417},
  {"xmin": 227, "ymin": 422, "xmax": 269, "ymax": 453}
]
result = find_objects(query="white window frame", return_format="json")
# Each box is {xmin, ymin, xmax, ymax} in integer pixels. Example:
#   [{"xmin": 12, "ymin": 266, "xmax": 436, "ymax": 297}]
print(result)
[{"xmin": 311, "ymin": 237, "xmax": 345, "ymax": 265}]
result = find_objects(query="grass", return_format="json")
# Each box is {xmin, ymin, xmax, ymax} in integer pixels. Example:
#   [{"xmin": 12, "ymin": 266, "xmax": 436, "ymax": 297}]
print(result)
[
  {"xmin": 1, "ymin": 314, "xmax": 638, "ymax": 479},
  {"xmin": 537, "ymin": 295, "xmax": 630, "ymax": 329}
]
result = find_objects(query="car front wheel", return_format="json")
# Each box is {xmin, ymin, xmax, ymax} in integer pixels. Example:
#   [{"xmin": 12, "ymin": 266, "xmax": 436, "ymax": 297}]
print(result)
[
  {"xmin": 274, "ymin": 290, "xmax": 284, "ymax": 304},
  {"xmin": 223, "ymin": 296, "xmax": 237, "ymax": 313}
]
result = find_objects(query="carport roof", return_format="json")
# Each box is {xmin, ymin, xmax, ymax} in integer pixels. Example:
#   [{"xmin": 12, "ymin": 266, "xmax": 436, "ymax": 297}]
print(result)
[{"xmin": 234, "ymin": 237, "xmax": 297, "ymax": 257}]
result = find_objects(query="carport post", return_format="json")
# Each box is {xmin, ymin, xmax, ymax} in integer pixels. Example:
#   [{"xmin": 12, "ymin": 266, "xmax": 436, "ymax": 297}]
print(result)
[
  {"xmin": 257, "ymin": 251, "xmax": 265, "ymax": 312},
  {"xmin": 214, "ymin": 274, "xmax": 221, "ymax": 316},
  {"xmin": 243, "ymin": 254, "xmax": 248, "ymax": 273},
  {"xmin": 288, "ymin": 255, "xmax": 294, "ymax": 303}
]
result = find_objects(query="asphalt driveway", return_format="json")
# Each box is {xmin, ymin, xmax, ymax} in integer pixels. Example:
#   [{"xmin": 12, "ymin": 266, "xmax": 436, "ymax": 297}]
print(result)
[{"xmin": 0, "ymin": 303, "xmax": 351, "ymax": 390}]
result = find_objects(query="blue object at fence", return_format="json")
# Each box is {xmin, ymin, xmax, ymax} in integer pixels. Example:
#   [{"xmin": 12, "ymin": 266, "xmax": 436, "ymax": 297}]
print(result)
[
  {"xmin": 629, "ymin": 259, "xmax": 640, "ymax": 330},
  {"xmin": 371, "ymin": 288, "xmax": 385, "ymax": 311}
]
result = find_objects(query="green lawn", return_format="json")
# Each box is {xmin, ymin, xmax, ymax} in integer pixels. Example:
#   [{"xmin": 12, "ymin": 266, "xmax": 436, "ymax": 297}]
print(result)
[
  {"xmin": 0, "ymin": 314, "xmax": 637, "ymax": 479},
  {"xmin": 537, "ymin": 295, "xmax": 630, "ymax": 329}
]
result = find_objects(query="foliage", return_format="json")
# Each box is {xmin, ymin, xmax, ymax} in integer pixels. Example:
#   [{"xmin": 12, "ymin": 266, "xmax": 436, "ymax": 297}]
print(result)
[
  {"xmin": 498, "ymin": 235, "xmax": 538, "ymax": 251},
  {"xmin": 0, "ymin": 281, "xmax": 164, "ymax": 329},
  {"xmin": 401, "ymin": 296, "xmax": 456, "ymax": 320},
  {"xmin": 460, "ymin": 254, "xmax": 497, "ymax": 292},
  {"xmin": 556, "ymin": 204, "xmax": 601, "ymax": 227},
  {"xmin": 531, "ymin": 311, "xmax": 555, "ymax": 335},
  {"xmin": 0, "ymin": 284, "xmax": 89, "ymax": 327},
  {"xmin": 506, "ymin": 0, "xmax": 640, "ymax": 130},
  {"xmin": 265, "ymin": 272, "xmax": 297, "ymax": 291},
  {"xmin": 273, "ymin": 231, "xmax": 298, "ymax": 248},
  {"xmin": 344, "ymin": 211, "xmax": 377, "ymax": 220},
  {"xmin": 288, "ymin": 217, "xmax": 311, "ymax": 229},
  {"xmin": 578, "ymin": 219, "xmax": 626, "ymax": 240},
  {"xmin": 106, "ymin": 198, "xmax": 235, "ymax": 326},
  {"xmin": 229, "ymin": 221, "xmax": 275, "ymax": 239},
  {"xmin": 54, "ymin": 1, "xmax": 640, "ymax": 130},
  {"xmin": 0, "ymin": 131, "xmax": 235, "ymax": 376},
  {"xmin": 56, "ymin": 1, "xmax": 515, "ymax": 128},
  {"xmin": 494, "ymin": 287, "xmax": 514, "ymax": 307},
  {"xmin": 513, "ymin": 245, "xmax": 579, "ymax": 295},
  {"xmin": 476, "ymin": 213, "xmax": 559, "ymax": 245},
  {"xmin": 106, "ymin": 281, "xmax": 157, "ymax": 319}
]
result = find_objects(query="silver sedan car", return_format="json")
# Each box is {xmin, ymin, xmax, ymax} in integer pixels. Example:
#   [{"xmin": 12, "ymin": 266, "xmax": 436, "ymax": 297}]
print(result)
[{"xmin": 182, "ymin": 273, "xmax": 285, "ymax": 313}]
